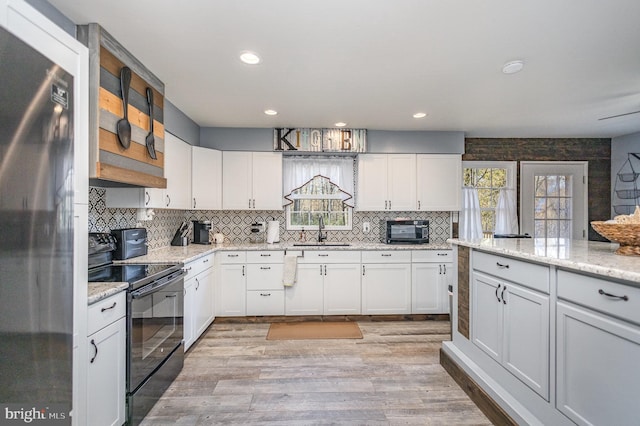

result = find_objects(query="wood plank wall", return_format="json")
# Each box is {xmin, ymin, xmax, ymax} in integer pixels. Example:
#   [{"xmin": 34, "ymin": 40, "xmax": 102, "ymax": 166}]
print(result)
[
  {"xmin": 79, "ymin": 23, "xmax": 167, "ymax": 188},
  {"xmin": 457, "ymin": 245, "xmax": 470, "ymax": 339}
]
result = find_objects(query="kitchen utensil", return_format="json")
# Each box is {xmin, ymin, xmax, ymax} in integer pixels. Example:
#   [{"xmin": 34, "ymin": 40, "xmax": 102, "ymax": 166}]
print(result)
[
  {"xmin": 116, "ymin": 66, "xmax": 132, "ymax": 149},
  {"xmin": 170, "ymin": 222, "xmax": 189, "ymax": 246},
  {"xmin": 145, "ymin": 87, "xmax": 157, "ymax": 159}
]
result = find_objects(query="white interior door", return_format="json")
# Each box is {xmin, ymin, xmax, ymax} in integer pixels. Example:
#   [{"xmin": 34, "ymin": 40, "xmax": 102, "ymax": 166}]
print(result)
[{"xmin": 520, "ymin": 162, "xmax": 588, "ymax": 240}]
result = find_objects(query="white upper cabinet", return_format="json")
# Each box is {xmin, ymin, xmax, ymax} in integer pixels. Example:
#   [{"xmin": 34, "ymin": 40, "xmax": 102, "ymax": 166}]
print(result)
[
  {"xmin": 105, "ymin": 133, "xmax": 192, "ymax": 209},
  {"xmin": 163, "ymin": 133, "xmax": 192, "ymax": 209},
  {"xmin": 416, "ymin": 154, "xmax": 461, "ymax": 211},
  {"xmin": 357, "ymin": 154, "xmax": 416, "ymax": 211},
  {"xmin": 222, "ymin": 151, "xmax": 282, "ymax": 210},
  {"xmin": 191, "ymin": 146, "xmax": 222, "ymax": 210}
]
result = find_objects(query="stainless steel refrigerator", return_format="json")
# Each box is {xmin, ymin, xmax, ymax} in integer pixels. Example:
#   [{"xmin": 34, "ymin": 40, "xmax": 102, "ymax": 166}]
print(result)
[{"xmin": 0, "ymin": 24, "xmax": 74, "ymax": 420}]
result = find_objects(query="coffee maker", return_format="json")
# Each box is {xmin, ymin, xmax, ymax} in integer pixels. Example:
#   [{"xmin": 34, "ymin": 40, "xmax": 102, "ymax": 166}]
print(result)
[{"xmin": 192, "ymin": 220, "xmax": 212, "ymax": 244}]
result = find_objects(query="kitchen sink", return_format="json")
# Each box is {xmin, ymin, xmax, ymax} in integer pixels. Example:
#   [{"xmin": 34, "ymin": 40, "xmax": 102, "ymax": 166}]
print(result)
[{"xmin": 292, "ymin": 242, "xmax": 351, "ymax": 247}]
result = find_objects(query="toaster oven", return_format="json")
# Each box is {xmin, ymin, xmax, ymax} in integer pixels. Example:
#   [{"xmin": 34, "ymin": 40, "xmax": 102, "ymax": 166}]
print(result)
[{"xmin": 382, "ymin": 219, "xmax": 429, "ymax": 244}]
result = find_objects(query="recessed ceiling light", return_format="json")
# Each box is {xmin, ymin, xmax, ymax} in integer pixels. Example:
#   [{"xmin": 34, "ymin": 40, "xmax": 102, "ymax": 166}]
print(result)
[
  {"xmin": 413, "ymin": 112, "xmax": 427, "ymax": 118},
  {"xmin": 335, "ymin": 122, "xmax": 347, "ymax": 127},
  {"xmin": 264, "ymin": 109, "xmax": 278, "ymax": 116},
  {"xmin": 502, "ymin": 60, "xmax": 524, "ymax": 74},
  {"xmin": 240, "ymin": 51, "xmax": 260, "ymax": 65}
]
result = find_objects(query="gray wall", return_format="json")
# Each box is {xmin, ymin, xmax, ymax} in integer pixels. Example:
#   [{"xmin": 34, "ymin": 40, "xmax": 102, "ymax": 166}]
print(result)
[
  {"xmin": 611, "ymin": 131, "xmax": 640, "ymax": 217},
  {"xmin": 200, "ymin": 127, "xmax": 465, "ymax": 153},
  {"xmin": 164, "ymin": 100, "xmax": 200, "ymax": 146},
  {"xmin": 24, "ymin": 0, "xmax": 76, "ymax": 36}
]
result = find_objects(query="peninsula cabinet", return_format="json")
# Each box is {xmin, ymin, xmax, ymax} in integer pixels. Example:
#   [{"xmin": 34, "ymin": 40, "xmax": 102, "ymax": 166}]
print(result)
[
  {"xmin": 416, "ymin": 154, "xmax": 461, "ymax": 211},
  {"xmin": 556, "ymin": 270, "xmax": 640, "ymax": 426},
  {"xmin": 86, "ymin": 292, "xmax": 126, "ymax": 426},
  {"xmin": 361, "ymin": 251, "xmax": 412, "ymax": 314},
  {"xmin": 357, "ymin": 154, "xmax": 416, "ymax": 211},
  {"xmin": 191, "ymin": 146, "xmax": 222, "ymax": 210},
  {"xmin": 471, "ymin": 252, "xmax": 550, "ymax": 400},
  {"xmin": 222, "ymin": 151, "xmax": 282, "ymax": 210}
]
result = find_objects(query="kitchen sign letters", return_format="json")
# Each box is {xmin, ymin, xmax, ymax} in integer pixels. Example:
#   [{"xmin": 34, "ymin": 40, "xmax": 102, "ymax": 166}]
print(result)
[{"xmin": 273, "ymin": 128, "xmax": 367, "ymax": 153}]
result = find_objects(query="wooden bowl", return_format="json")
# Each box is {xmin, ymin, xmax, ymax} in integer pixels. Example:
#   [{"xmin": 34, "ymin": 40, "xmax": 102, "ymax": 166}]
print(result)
[{"xmin": 591, "ymin": 221, "xmax": 640, "ymax": 256}]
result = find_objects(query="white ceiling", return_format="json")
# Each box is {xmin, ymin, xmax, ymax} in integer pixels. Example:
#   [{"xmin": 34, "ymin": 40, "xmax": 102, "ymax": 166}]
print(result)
[{"xmin": 48, "ymin": 0, "xmax": 640, "ymax": 138}]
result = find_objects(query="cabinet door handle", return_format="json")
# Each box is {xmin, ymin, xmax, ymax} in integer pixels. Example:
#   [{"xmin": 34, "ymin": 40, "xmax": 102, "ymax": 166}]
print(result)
[
  {"xmin": 496, "ymin": 262, "xmax": 509, "ymax": 269},
  {"xmin": 260, "ymin": 293, "xmax": 271, "ymax": 297},
  {"xmin": 253, "ymin": 199, "xmax": 256, "ymax": 208},
  {"xmin": 318, "ymin": 254, "xmax": 329, "ymax": 257},
  {"xmin": 598, "ymin": 289, "xmax": 629, "ymax": 301},
  {"xmin": 501, "ymin": 285, "xmax": 507, "ymax": 304},
  {"xmin": 195, "ymin": 278, "xmax": 200, "ymax": 290},
  {"xmin": 439, "ymin": 265, "xmax": 442, "ymax": 274},
  {"xmin": 320, "ymin": 265, "xmax": 323, "ymax": 276},
  {"xmin": 203, "ymin": 258, "xmax": 209, "ymax": 263},
  {"xmin": 437, "ymin": 253, "xmax": 448, "ymax": 256},
  {"xmin": 388, "ymin": 200, "xmax": 391, "ymax": 210},
  {"xmin": 166, "ymin": 194, "xmax": 171, "ymax": 207},
  {"xmin": 228, "ymin": 254, "xmax": 239, "ymax": 258},
  {"xmin": 145, "ymin": 191, "xmax": 150, "ymax": 206},
  {"xmin": 242, "ymin": 265, "xmax": 245, "ymax": 276},
  {"xmin": 260, "ymin": 266, "xmax": 271, "ymax": 270},
  {"xmin": 324, "ymin": 265, "xmax": 327, "ymax": 275},
  {"xmin": 101, "ymin": 301, "xmax": 116, "ymax": 312},
  {"xmin": 362, "ymin": 265, "xmax": 366, "ymax": 276},
  {"xmin": 418, "ymin": 200, "xmax": 421, "ymax": 210},
  {"xmin": 249, "ymin": 199, "xmax": 252, "ymax": 208},
  {"xmin": 260, "ymin": 253, "xmax": 271, "ymax": 257},
  {"xmin": 90, "ymin": 339, "xmax": 98, "ymax": 364},
  {"xmin": 165, "ymin": 294, "xmax": 177, "ymax": 298},
  {"xmin": 384, "ymin": 200, "xmax": 388, "ymax": 210},
  {"xmin": 443, "ymin": 264, "xmax": 447, "ymax": 274},
  {"xmin": 381, "ymin": 254, "xmax": 391, "ymax": 257},
  {"xmin": 193, "ymin": 197, "xmax": 197, "ymax": 209},
  {"xmin": 495, "ymin": 284, "xmax": 502, "ymax": 302}
]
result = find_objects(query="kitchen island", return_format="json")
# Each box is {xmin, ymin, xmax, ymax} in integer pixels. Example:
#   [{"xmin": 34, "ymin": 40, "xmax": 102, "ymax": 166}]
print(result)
[{"xmin": 444, "ymin": 238, "xmax": 640, "ymax": 426}]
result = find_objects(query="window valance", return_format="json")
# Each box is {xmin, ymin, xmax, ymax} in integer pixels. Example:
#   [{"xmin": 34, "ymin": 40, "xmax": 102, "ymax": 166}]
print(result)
[{"xmin": 282, "ymin": 157, "xmax": 354, "ymax": 207}]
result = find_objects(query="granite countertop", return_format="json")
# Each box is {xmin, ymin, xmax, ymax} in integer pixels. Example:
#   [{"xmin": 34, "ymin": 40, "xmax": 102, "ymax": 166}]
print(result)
[
  {"xmin": 115, "ymin": 241, "xmax": 452, "ymax": 265},
  {"xmin": 448, "ymin": 238, "xmax": 640, "ymax": 284},
  {"xmin": 88, "ymin": 282, "xmax": 128, "ymax": 305}
]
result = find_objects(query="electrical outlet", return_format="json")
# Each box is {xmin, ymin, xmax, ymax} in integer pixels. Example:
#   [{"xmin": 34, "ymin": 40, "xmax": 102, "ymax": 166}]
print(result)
[{"xmin": 363, "ymin": 222, "xmax": 370, "ymax": 233}]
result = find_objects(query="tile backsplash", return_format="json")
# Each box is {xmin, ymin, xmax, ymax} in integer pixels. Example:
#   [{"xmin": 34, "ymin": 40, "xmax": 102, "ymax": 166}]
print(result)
[{"xmin": 89, "ymin": 187, "xmax": 452, "ymax": 250}]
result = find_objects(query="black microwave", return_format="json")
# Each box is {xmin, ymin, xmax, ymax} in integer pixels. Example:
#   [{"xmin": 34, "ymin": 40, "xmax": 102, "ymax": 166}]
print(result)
[{"xmin": 382, "ymin": 220, "xmax": 429, "ymax": 244}]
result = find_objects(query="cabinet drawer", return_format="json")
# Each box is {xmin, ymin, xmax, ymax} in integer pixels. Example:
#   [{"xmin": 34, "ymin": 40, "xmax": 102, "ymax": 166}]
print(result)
[
  {"xmin": 246, "ymin": 290, "xmax": 285, "ymax": 316},
  {"xmin": 246, "ymin": 251, "xmax": 284, "ymax": 263},
  {"xmin": 218, "ymin": 251, "xmax": 246, "ymax": 263},
  {"xmin": 185, "ymin": 253, "xmax": 214, "ymax": 278},
  {"xmin": 299, "ymin": 250, "xmax": 361, "ymax": 264},
  {"xmin": 473, "ymin": 250, "xmax": 549, "ymax": 293},
  {"xmin": 411, "ymin": 250, "xmax": 452, "ymax": 262},
  {"xmin": 246, "ymin": 264, "xmax": 284, "ymax": 290},
  {"xmin": 557, "ymin": 270, "xmax": 640, "ymax": 325},
  {"xmin": 362, "ymin": 250, "xmax": 411, "ymax": 263},
  {"xmin": 88, "ymin": 292, "xmax": 126, "ymax": 336}
]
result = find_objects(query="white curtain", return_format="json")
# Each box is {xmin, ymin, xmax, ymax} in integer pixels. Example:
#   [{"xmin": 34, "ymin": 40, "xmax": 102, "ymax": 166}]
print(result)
[
  {"xmin": 495, "ymin": 188, "xmax": 519, "ymax": 235},
  {"xmin": 282, "ymin": 156, "xmax": 354, "ymax": 207},
  {"xmin": 459, "ymin": 187, "xmax": 483, "ymax": 240}
]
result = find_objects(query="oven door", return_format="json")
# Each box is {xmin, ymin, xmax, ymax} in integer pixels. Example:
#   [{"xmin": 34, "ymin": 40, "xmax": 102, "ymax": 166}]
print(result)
[{"xmin": 128, "ymin": 273, "xmax": 184, "ymax": 392}]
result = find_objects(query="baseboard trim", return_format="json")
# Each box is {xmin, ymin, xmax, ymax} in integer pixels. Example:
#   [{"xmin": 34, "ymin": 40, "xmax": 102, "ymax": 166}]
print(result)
[
  {"xmin": 214, "ymin": 314, "xmax": 449, "ymax": 324},
  {"xmin": 440, "ymin": 347, "xmax": 518, "ymax": 426}
]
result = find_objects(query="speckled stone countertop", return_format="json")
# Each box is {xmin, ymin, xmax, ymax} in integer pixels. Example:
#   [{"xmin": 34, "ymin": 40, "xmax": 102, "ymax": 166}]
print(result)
[
  {"xmin": 115, "ymin": 241, "xmax": 452, "ymax": 265},
  {"xmin": 88, "ymin": 282, "xmax": 128, "ymax": 305},
  {"xmin": 448, "ymin": 238, "xmax": 640, "ymax": 285}
]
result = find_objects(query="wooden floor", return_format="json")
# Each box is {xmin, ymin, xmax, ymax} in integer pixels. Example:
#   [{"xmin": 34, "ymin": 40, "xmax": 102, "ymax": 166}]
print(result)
[{"xmin": 142, "ymin": 321, "xmax": 491, "ymax": 425}]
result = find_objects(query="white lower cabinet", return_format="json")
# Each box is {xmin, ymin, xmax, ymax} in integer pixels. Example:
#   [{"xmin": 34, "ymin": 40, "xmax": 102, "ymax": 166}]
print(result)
[
  {"xmin": 471, "ymin": 271, "xmax": 550, "ymax": 400},
  {"xmin": 361, "ymin": 251, "xmax": 411, "ymax": 315},
  {"xmin": 411, "ymin": 250, "xmax": 452, "ymax": 314},
  {"xmin": 555, "ymin": 270, "xmax": 640, "ymax": 426},
  {"xmin": 86, "ymin": 293, "xmax": 126, "ymax": 426},
  {"xmin": 246, "ymin": 251, "xmax": 285, "ymax": 316},
  {"xmin": 286, "ymin": 251, "xmax": 361, "ymax": 315},
  {"xmin": 183, "ymin": 254, "xmax": 215, "ymax": 351},
  {"xmin": 217, "ymin": 263, "xmax": 247, "ymax": 316}
]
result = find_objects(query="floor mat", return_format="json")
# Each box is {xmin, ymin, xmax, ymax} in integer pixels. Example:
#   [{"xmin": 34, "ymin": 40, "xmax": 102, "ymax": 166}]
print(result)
[{"xmin": 266, "ymin": 321, "xmax": 363, "ymax": 340}]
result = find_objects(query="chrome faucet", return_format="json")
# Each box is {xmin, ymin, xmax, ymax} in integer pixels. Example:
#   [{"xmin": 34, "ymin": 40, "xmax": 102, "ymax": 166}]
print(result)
[{"xmin": 317, "ymin": 214, "xmax": 327, "ymax": 243}]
